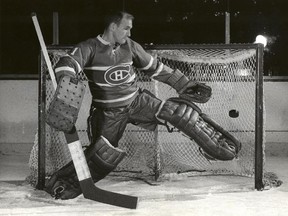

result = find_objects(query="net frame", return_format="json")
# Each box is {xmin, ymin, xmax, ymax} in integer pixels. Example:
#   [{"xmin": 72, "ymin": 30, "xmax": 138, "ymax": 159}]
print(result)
[{"xmin": 35, "ymin": 43, "xmax": 264, "ymax": 191}]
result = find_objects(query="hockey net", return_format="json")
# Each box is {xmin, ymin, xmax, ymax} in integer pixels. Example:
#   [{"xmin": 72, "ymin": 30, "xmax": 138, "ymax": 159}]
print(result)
[{"xmin": 28, "ymin": 44, "xmax": 266, "ymax": 187}]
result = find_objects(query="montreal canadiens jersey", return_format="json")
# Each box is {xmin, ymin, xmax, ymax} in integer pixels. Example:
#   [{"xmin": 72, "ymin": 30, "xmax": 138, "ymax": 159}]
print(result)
[{"xmin": 54, "ymin": 35, "xmax": 173, "ymax": 108}]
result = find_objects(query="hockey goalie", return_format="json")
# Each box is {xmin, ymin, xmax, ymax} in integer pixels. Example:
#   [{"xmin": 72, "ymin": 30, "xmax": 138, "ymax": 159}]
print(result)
[{"xmin": 44, "ymin": 11, "xmax": 242, "ymax": 200}]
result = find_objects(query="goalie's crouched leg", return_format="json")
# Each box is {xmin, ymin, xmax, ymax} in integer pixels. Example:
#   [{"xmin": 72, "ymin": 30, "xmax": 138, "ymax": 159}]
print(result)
[
  {"xmin": 156, "ymin": 97, "xmax": 242, "ymax": 161},
  {"xmin": 44, "ymin": 136, "xmax": 126, "ymax": 200}
]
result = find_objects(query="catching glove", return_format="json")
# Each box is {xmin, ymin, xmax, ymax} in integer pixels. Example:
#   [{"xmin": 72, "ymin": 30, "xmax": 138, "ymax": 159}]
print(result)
[{"xmin": 178, "ymin": 81, "xmax": 212, "ymax": 103}]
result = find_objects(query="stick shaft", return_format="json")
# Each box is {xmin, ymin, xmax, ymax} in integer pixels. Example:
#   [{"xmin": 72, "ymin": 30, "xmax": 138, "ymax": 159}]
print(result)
[
  {"xmin": 31, "ymin": 12, "xmax": 91, "ymax": 184},
  {"xmin": 31, "ymin": 14, "xmax": 57, "ymax": 90}
]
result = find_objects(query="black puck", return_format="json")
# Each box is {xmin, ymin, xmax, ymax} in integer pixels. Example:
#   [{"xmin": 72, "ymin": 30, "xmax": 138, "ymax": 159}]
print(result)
[{"xmin": 229, "ymin": 109, "xmax": 239, "ymax": 118}]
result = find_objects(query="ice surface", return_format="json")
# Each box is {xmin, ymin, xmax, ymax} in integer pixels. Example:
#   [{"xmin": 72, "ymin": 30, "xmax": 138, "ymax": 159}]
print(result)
[{"xmin": 0, "ymin": 155, "xmax": 287, "ymax": 216}]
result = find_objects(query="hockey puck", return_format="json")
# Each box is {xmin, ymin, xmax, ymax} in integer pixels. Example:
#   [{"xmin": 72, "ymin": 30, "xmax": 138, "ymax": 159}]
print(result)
[{"xmin": 229, "ymin": 109, "xmax": 239, "ymax": 118}]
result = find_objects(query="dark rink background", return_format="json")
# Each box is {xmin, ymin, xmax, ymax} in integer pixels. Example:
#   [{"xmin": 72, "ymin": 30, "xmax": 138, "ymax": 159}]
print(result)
[{"xmin": 0, "ymin": 0, "xmax": 287, "ymax": 76}]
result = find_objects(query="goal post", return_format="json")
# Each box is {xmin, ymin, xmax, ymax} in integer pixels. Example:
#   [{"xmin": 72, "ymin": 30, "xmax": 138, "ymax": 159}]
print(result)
[
  {"xmin": 255, "ymin": 44, "xmax": 264, "ymax": 190},
  {"xmin": 28, "ymin": 43, "xmax": 265, "ymax": 191}
]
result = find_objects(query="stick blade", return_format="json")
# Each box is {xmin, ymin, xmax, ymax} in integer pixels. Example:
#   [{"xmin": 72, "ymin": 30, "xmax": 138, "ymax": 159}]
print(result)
[{"xmin": 80, "ymin": 178, "xmax": 138, "ymax": 209}]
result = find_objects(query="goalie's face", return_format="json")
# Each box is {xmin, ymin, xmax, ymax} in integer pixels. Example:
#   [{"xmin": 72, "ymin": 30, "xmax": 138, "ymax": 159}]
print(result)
[{"xmin": 112, "ymin": 17, "xmax": 132, "ymax": 44}]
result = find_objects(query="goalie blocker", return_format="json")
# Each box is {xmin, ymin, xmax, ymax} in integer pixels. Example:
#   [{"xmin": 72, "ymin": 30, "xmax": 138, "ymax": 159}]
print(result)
[{"xmin": 46, "ymin": 75, "xmax": 85, "ymax": 133}]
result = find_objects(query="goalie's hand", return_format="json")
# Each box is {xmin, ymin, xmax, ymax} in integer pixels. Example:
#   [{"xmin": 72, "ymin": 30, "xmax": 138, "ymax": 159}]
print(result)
[{"xmin": 178, "ymin": 81, "xmax": 212, "ymax": 103}]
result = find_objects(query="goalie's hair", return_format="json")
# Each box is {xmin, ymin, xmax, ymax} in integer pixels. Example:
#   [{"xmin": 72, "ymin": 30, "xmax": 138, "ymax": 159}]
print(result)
[{"xmin": 104, "ymin": 11, "xmax": 134, "ymax": 30}]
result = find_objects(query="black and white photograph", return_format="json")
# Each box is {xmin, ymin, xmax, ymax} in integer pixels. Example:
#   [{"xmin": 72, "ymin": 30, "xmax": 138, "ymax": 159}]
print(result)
[{"xmin": 0, "ymin": 0, "xmax": 287, "ymax": 215}]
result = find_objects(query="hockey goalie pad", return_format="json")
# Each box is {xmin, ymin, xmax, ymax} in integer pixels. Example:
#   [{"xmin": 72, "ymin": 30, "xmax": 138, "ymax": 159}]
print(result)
[
  {"xmin": 46, "ymin": 76, "xmax": 85, "ymax": 133},
  {"xmin": 157, "ymin": 97, "xmax": 242, "ymax": 161},
  {"xmin": 45, "ymin": 136, "xmax": 126, "ymax": 200}
]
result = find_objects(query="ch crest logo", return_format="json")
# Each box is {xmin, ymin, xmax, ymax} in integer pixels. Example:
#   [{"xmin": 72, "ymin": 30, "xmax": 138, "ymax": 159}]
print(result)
[{"xmin": 104, "ymin": 64, "xmax": 132, "ymax": 85}]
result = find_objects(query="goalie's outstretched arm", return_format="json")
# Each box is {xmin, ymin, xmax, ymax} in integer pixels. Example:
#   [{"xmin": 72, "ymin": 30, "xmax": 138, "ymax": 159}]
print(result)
[{"xmin": 131, "ymin": 42, "xmax": 212, "ymax": 104}]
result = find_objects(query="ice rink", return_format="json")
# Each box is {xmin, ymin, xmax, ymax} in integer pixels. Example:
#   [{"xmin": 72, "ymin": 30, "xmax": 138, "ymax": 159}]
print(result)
[{"xmin": 0, "ymin": 154, "xmax": 287, "ymax": 216}]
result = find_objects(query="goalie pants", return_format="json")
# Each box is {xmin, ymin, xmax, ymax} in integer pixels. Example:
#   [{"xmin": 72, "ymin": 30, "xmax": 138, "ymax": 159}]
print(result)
[{"xmin": 87, "ymin": 89, "xmax": 162, "ymax": 147}]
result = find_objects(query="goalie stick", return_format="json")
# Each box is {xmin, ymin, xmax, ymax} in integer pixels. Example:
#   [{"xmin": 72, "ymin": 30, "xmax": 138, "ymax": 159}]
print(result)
[{"xmin": 31, "ymin": 12, "xmax": 138, "ymax": 209}]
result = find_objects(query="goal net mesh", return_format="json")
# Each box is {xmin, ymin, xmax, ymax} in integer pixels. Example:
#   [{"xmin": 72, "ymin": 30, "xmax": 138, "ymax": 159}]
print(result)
[{"xmin": 28, "ymin": 45, "xmax": 265, "ymax": 185}]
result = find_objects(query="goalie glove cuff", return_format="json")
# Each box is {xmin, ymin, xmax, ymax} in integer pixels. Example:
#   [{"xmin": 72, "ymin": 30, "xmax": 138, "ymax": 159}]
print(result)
[{"xmin": 164, "ymin": 69, "xmax": 189, "ymax": 92}]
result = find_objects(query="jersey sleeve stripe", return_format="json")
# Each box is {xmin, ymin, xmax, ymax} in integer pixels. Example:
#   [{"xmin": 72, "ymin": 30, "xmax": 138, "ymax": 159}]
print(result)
[
  {"xmin": 139, "ymin": 55, "xmax": 153, "ymax": 70},
  {"xmin": 64, "ymin": 54, "xmax": 82, "ymax": 73},
  {"xmin": 151, "ymin": 62, "xmax": 164, "ymax": 78},
  {"xmin": 55, "ymin": 66, "xmax": 76, "ymax": 74}
]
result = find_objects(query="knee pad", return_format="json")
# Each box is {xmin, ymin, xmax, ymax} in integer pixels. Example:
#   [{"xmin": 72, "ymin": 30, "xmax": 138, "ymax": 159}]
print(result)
[
  {"xmin": 87, "ymin": 136, "xmax": 127, "ymax": 181},
  {"xmin": 156, "ymin": 97, "xmax": 201, "ymax": 131}
]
